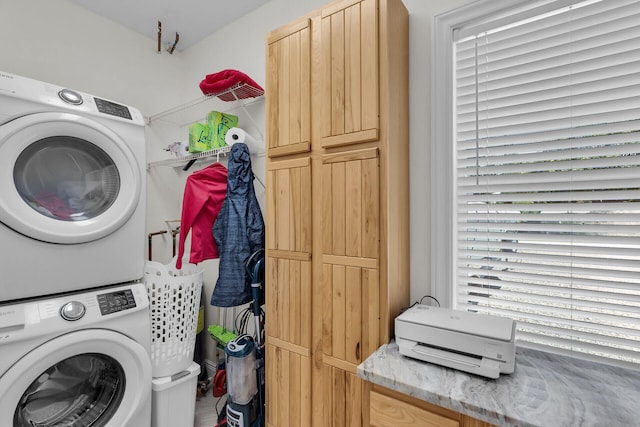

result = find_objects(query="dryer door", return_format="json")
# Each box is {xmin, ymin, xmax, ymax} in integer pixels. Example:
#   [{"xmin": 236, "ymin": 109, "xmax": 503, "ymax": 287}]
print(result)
[
  {"xmin": 0, "ymin": 112, "xmax": 141, "ymax": 244},
  {"xmin": 0, "ymin": 329, "xmax": 151, "ymax": 427}
]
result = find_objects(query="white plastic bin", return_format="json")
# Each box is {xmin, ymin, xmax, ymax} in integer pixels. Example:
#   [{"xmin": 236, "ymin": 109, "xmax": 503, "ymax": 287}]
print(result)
[
  {"xmin": 144, "ymin": 259, "xmax": 203, "ymax": 377},
  {"xmin": 151, "ymin": 361, "xmax": 200, "ymax": 427}
]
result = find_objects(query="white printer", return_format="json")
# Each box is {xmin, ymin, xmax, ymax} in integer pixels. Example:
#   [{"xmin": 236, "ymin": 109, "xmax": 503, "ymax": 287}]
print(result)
[{"xmin": 395, "ymin": 305, "xmax": 516, "ymax": 379}]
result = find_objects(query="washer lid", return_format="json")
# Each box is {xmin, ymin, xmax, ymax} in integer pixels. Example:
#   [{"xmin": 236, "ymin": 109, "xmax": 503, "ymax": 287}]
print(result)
[{"xmin": 0, "ymin": 112, "xmax": 141, "ymax": 244}]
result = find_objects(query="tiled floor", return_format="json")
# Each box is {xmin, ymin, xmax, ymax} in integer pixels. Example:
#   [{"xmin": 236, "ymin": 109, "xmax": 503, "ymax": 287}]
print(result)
[
  {"xmin": 194, "ymin": 386, "xmax": 268, "ymax": 427},
  {"xmin": 195, "ymin": 389, "xmax": 225, "ymax": 427}
]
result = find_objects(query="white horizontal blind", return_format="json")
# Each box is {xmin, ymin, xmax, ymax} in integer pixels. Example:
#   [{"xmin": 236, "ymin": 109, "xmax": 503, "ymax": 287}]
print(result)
[{"xmin": 454, "ymin": 0, "xmax": 640, "ymax": 367}]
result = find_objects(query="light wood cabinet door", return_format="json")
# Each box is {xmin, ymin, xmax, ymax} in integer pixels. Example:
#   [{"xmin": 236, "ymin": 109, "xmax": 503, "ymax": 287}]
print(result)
[
  {"xmin": 265, "ymin": 157, "xmax": 313, "ymax": 427},
  {"xmin": 321, "ymin": 148, "xmax": 380, "ymax": 367},
  {"xmin": 320, "ymin": 0, "xmax": 379, "ymax": 148},
  {"xmin": 266, "ymin": 17, "xmax": 312, "ymax": 158}
]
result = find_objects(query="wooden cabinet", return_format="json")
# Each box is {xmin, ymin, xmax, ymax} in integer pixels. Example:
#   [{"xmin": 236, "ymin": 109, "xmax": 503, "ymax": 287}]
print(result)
[
  {"xmin": 368, "ymin": 385, "xmax": 497, "ymax": 427},
  {"xmin": 265, "ymin": 0, "xmax": 409, "ymax": 426}
]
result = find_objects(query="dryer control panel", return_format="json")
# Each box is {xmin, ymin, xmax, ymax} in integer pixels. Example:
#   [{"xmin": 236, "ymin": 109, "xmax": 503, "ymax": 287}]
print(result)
[{"xmin": 94, "ymin": 97, "xmax": 132, "ymax": 120}]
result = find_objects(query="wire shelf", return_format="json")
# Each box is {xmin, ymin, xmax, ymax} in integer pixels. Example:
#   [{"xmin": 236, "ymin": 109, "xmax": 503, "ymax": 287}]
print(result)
[
  {"xmin": 146, "ymin": 82, "xmax": 265, "ymax": 171},
  {"xmin": 147, "ymin": 145, "xmax": 231, "ymax": 169},
  {"xmin": 146, "ymin": 83, "xmax": 264, "ymax": 124}
]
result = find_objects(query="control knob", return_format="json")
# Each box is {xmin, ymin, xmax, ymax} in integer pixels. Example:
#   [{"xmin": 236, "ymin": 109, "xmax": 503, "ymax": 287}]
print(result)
[{"xmin": 60, "ymin": 301, "xmax": 86, "ymax": 321}]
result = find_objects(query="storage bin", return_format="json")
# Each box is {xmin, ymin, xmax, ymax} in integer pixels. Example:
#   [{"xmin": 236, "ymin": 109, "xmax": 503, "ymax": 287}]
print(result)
[
  {"xmin": 207, "ymin": 110, "xmax": 238, "ymax": 148},
  {"xmin": 188, "ymin": 122, "xmax": 212, "ymax": 153},
  {"xmin": 144, "ymin": 259, "xmax": 203, "ymax": 377},
  {"xmin": 151, "ymin": 361, "xmax": 200, "ymax": 427}
]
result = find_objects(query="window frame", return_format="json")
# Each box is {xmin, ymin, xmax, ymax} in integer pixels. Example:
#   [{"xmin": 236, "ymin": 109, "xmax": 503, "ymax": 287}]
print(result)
[{"xmin": 431, "ymin": 0, "xmax": 640, "ymax": 368}]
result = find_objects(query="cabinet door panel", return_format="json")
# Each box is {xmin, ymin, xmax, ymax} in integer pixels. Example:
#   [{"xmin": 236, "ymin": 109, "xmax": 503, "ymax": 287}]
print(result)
[
  {"xmin": 321, "ymin": 148, "xmax": 379, "ymax": 258},
  {"xmin": 322, "ymin": 263, "xmax": 379, "ymax": 364},
  {"xmin": 266, "ymin": 158, "xmax": 312, "ymax": 254},
  {"xmin": 266, "ymin": 344, "xmax": 311, "ymax": 427},
  {"xmin": 266, "ymin": 257, "xmax": 312, "ymax": 348},
  {"xmin": 267, "ymin": 17, "xmax": 312, "ymax": 157},
  {"xmin": 321, "ymin": 0, "xmax": 379, "ymax": 148},
  {"xmin": 323, "ymin": 366, "xmax": 364, "ymax": 427}
]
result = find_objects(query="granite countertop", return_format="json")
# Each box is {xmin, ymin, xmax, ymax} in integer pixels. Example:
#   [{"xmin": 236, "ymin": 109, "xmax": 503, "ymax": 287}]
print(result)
[{"xmin": 357, "ymin": 341, "xmax": 640, "ymax": 427}]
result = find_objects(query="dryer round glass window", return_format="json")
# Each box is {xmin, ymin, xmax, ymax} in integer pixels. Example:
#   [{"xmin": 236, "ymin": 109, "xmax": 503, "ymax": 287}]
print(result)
[
  {"xmin": 0, "ymin": 112, "xmax": 141, "ymax": 244},
  {"xmin": 13, "ymin": 136, "xmax": 121, "ymax": 221},
  {"xmin": 13, "ymin": 353, "xmax": 125, "ymax": 427}
]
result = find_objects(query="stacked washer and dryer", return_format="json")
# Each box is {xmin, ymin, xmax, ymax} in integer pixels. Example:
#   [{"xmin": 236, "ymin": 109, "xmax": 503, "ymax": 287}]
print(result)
[{"xmin": 0, "ymin": 71, "xmax": 152, "ymax": 427}]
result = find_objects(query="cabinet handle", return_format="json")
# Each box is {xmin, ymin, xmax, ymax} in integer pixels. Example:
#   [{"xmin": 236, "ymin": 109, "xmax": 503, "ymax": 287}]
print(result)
[{"xmin": 356, "ymin": 342, "xmax": 361, "ymax": 360}]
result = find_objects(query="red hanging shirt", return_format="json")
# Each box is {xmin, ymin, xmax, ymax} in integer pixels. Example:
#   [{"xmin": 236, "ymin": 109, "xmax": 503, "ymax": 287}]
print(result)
[{"xmin": 176, "ymin": 163, "xmax": 228, "ymax": 269}]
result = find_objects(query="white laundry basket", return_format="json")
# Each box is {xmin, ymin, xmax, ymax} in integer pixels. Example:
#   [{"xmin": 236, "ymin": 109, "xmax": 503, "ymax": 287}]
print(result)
[
  {"xmin": 151, "ymin": 362, "xmax": 200, "ymax": 427},
  {"xmin": 144, "ymin": 259, "xmax": 203, "ymax": 378}
]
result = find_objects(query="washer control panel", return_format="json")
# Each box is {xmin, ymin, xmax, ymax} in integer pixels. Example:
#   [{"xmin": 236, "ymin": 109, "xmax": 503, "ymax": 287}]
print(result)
[
  {"xmin": 0, "ymin": 284, "xmax": 147, "ymax": 345},
  {"xmin": 97, "ymin": 289, "xmax": 137, "ymax": 315}
]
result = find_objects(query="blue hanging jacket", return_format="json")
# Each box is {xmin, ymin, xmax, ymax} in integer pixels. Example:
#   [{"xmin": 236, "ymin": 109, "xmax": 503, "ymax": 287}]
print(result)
[{"xmin": 211, "ymin": 143, "xmax": 264, "ymax": 307}]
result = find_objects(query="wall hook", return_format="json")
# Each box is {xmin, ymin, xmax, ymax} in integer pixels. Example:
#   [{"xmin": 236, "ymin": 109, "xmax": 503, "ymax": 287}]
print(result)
[
  {"xmin": 157, "ymin": 21, "xmax": 162, "ymax": 54},
  {"xmin": 182, "ymin": 158, "xmax": 197, "ymax": 171},
  {"xmin": 167, "ymin": 32, "xmax": 180, "ymax": 54}
]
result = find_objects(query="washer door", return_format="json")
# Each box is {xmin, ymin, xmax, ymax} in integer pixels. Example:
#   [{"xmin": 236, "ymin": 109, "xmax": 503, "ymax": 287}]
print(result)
[
  {"xmin": 0, "ymin": 329, "xmax": 151, "ymax": 427},
  {"xmin": 0, "ymin": 112, "xmax": 141, "ymax": 244}
]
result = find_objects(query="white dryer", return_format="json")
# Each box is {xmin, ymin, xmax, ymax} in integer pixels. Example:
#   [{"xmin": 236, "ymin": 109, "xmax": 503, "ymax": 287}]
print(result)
[
  {"xmin": 0, "ymin": 282, "xmax": 152, "ymax": 427},
  {"xmin": 0, "ymin": 71, "xmax": 146, "ymax": 302}
]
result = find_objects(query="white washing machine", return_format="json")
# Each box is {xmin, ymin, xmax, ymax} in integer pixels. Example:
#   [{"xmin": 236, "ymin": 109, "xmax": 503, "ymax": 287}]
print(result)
[
  {"xmin": 0, "ymin": 282, "xmax": 152, "ymax": 427},
  {"xmin": 0, "ymin": 71, "xmax": 146, "ymax": 302}
]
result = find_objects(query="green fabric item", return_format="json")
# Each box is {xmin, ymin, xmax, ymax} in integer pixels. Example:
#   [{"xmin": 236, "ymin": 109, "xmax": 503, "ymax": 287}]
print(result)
[{"xmin": 208, "ymin": 324, "xmax": 236, "ymax": 346}]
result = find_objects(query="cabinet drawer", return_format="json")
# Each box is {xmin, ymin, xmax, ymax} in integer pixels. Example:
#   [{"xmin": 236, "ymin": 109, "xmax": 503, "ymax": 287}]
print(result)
[{"xmin": 369, "ymin": 391, "xmax": 459, "ymax": 427}]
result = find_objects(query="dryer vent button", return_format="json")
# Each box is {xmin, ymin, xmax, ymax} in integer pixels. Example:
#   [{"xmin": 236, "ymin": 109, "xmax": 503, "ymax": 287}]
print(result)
[
  {"xmin": 60, "ymin": 301, "xmax": 86, "ymax": 321},
  {"xmin": 58, "ymin": 89, "xmax": 83, "ymax": 105}
]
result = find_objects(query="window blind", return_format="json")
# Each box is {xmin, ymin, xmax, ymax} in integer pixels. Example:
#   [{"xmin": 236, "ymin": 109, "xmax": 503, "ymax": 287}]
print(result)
[{"xmin": 453, "ymin": 0, "xmax": 640, "ymax": 367}]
